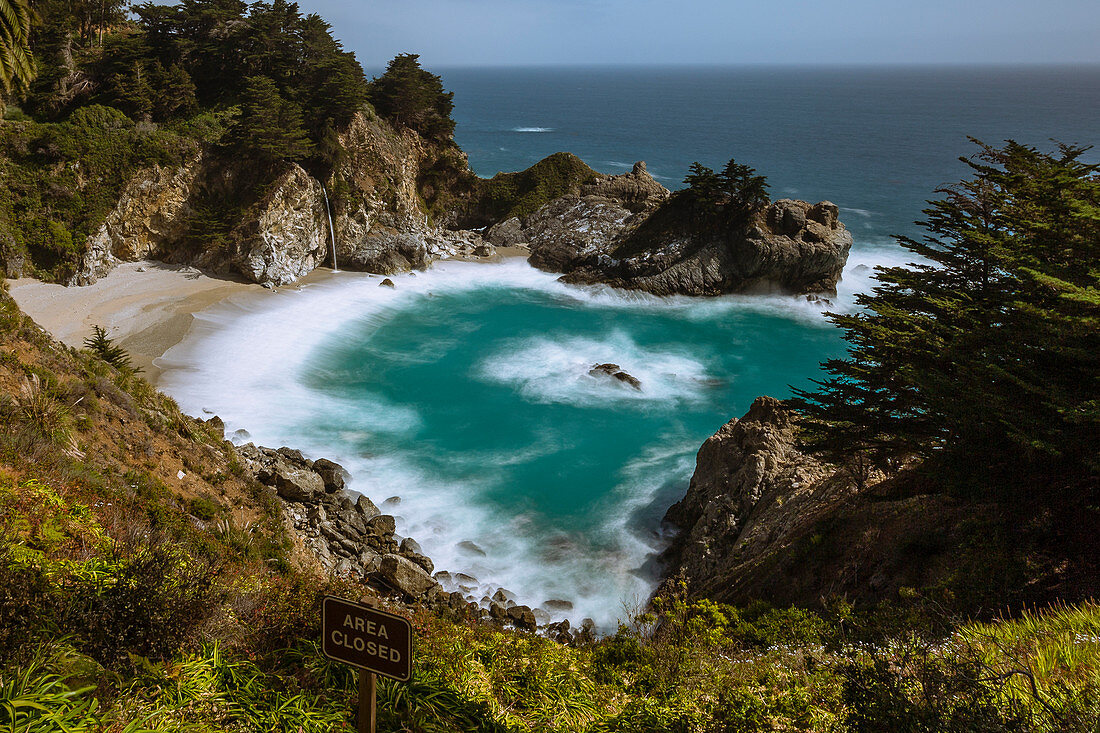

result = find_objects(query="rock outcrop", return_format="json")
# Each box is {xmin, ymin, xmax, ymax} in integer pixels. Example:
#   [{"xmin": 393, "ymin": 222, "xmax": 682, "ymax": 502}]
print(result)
[
  {"xmin": 661, "ymin": 397, "xmax": 997, "ymax": 608},
  {"xmin": 68, "ymin": 111, "xmax": 496, "ymax": 288},
  {"xmin": 70, "ymin": 154, "xmax": 204, "ymax": 286},
  {"xmin": 510, "ymin": 163, "xmax": 851, "ymax": 296},
  {"xmin": 230, "ymin": 164, "xmax": 329, "ymax": 286}
]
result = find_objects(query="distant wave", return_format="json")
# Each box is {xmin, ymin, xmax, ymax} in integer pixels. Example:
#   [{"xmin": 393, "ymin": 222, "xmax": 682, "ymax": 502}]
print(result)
[
  {"xmin": 511, "ymin": 126, "xmax": 553, "ymax": 133},
  {"xmin": 841, "ymin": 207, "xmax": 875, "ymax": 218}
]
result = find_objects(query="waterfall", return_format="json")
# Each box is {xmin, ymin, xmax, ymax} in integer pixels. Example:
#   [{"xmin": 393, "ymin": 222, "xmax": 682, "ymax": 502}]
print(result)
[{"xmin": 321, "ymin": 184, "xmax": 339, "ymax": 272}]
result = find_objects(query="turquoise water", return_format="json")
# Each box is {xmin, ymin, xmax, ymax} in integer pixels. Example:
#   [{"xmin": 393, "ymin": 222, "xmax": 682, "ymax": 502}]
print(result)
[{"xmin": 160, "ymin": 67, "xmax": 1100, "ymax": 626}]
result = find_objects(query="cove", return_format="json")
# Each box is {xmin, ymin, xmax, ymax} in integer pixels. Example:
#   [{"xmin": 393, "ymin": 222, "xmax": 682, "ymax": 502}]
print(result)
[{"xmin": 157, "ymin": 252, "xmax": 899, "ymax": 626}]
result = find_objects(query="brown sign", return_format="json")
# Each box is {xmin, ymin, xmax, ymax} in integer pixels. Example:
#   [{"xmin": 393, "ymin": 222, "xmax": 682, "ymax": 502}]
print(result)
[{"xmin": 322, "ymin": 596, "xmax": 412, "ymax": 682}]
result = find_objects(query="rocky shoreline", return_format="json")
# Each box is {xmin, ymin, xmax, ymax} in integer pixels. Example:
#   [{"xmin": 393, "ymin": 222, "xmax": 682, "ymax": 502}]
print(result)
[{"xmin": 224, "ymin": 430, "xmax": 589, "ymax": 641}]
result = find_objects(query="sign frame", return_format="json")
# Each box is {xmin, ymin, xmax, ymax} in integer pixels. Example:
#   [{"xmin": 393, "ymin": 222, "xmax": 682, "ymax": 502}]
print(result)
[{"xmin": 321, "ymin": 595, "xmax": 413, "ymax": 682}]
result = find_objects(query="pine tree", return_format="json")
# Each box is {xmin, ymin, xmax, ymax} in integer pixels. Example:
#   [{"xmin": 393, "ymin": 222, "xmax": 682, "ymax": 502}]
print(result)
[
  {"xmin": 230, "ymin": 74, "xmax": 313, "ymax": 163},
  {"xmin": 791, "ymin": 139, "xmax": 1100, "ymax": 501},
  {"xmin": 367, "ymin": 54, "xmax": 455, "ymax": 142}
]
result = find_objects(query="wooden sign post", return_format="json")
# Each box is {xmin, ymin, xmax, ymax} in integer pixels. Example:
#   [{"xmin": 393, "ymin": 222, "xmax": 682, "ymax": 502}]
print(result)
[{"xmin": 322, "ymin": 596, "xmax": 412, "ymax": 733}]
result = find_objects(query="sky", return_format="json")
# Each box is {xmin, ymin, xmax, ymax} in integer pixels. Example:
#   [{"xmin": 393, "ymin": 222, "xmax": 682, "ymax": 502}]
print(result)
[{"xmin": 294, "ymin": 0, "xmax": 1100, "ymax": 69}]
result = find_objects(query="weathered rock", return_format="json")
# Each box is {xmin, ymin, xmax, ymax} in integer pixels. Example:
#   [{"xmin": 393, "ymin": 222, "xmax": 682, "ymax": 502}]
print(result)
[
  {"xmin": 379, "ymin": 278, "xmax": 396, "ymax": 288},
  {"xmin": 312, "ymin": 458, "xmax": 348, "ymax": 493},
  {"xmin": 506, "ymin": 605, "xmax": 537, "ymax": 630},
  {"xmin": 235, "ymin": 164, "xmax": 328, "ymax": 287},
  {"xmin": 543, "ymin": 599, "xmax": 574, "ymax": 612},
  {"xmin": 524, "ymin": 177, "xmax": 853, "ymax": 296},
  {"xmin": 377, "ymin": 554, "xmax": 438, "ymax": 598},
  {"xmin": 457, "ymin": 540, "xmax": 486, "ymax": 556},
  {"xmin": 486, "ymin": 217, "xmax": 525, "ymax": 247},
  {"xmin": 400, "ymin": 537, "xmax": 423, "ymax": 555},
  {"xmin": 404, "ymin": 552, "xmax": 434, "ymax": 575},
  {"xmin": 355, "ymin": 495, "xmax": 380, "ymax": 520},
  {"xmin": 273, "ymin": 465, "xmax": 325, "ymax": 502},
  {"xmin": 367, "ymin": 514, "xmax": 397, "ymax": 536},
  {"xmin": 70, "ymin": 154, "xmax": 204, "ymax": 285},
  {"xmin": 589, "ymin": 363, "xmax": 642, "ymax": 390},
  {"xmin": 488, "ymin": 601, "xmax": 508, "ymax": 621}
]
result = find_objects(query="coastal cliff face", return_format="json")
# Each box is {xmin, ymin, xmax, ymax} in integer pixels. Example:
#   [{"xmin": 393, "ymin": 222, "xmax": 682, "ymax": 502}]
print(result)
[
  {"xmin": 70, "ymin": 155, "xmax": 204, "ymax": 286},
  {"xmin": 523, "ymin": 175, "xmax": 852, "ymax": 295},
  {"xmin": 496, "ymin": 162, "xmax": 852, "ymax": 296},
  {"xmin": 661, "ymin": 397, "xmax": 1015, "ymax": 608},
  {"xmin": 68, "ymin": 111, "xmax": 490, "ymax": 288}
]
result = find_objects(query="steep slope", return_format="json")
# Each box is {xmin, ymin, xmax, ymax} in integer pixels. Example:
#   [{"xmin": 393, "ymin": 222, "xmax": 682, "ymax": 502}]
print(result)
[{"xmin": 662, "ymin": 397, "xmax": 1100, "ymax": 612}]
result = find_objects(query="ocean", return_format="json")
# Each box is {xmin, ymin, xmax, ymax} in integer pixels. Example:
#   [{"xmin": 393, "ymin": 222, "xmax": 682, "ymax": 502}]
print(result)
[{"xmin": 158, "ymin": 66, "xmax": 1100, "ymax": 627}]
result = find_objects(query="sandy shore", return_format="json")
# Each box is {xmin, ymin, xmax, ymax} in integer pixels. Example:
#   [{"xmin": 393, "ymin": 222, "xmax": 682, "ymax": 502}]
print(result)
[
  {"xmin": 7, "ymin": 261, "xmax": 277, "ymax": 382},
  {"xmin": 6, "ymin": 250, "xmax": 531, "ymax": 383}
]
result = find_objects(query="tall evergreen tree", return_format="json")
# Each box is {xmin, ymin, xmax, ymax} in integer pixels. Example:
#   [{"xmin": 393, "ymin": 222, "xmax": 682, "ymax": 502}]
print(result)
[
  {"xmin": 367, "ymin": 53, "xmax": 455, "ymax": 142},
  {"xmin": 791, "ymin": 139, "xmax": 1100, "ymax": 501},
  {"xmin": 230, "ymin": 74, "xmax": 312, "ymax": 163}
]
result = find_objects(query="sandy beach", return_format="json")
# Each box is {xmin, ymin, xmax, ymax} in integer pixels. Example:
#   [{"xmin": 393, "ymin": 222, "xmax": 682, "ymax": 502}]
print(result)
[
  {"xmin": 7, "ymin": 261, "xmax": 277, "ymax": 381},
  {"xmin": 6, "ymin": 250, "xmax": 530, "ymax": 383}
]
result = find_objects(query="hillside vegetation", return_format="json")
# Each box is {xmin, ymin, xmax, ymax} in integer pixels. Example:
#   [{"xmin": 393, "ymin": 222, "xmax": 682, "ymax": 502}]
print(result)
[{"xmin": 2, "ymin": 280, "xmax": 1098, "ymax": 729}]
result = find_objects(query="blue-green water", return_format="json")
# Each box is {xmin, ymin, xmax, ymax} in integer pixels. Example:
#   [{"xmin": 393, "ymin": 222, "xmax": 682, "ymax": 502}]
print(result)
[{"xmin": 161, "ymin": 66, "xmax": 1100, "ymax": 626}]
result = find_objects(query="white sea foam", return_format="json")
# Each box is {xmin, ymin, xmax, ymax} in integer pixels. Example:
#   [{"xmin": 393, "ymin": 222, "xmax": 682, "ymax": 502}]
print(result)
[
  {"xmin": 477, "ymin": 331, "xmax": 713, "ymax": 408},
  {"xmin": 512, "ymin": 126, "xmax": 554, "ymax": 133}
]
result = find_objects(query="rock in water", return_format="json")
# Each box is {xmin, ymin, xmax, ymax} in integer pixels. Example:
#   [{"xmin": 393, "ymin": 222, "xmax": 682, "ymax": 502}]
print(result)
[
  {"xmin": 589, "ymin": 363, "xmax": 642, "ymax": 390},
  {"xmin": 379, "ymin": 278, "xmax": 396, "ymax": 288},
  {"xmin": 516, "ymin": 161, "xmax": 851, "ymax": 296}
]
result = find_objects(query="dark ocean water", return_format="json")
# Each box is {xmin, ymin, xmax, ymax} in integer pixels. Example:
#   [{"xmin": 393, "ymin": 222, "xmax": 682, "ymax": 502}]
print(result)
[
  {"xmin": 165, "ymin": 66, "xmax": 1100, "ymax": 626},
  {"xmin": 440, "ymin": 65, "xmax": 1100, "ymax": 244}
]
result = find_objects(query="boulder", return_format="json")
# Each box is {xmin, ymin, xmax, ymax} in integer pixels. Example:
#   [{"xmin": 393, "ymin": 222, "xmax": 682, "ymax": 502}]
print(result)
[
  {"xmin": 355, "ymin": 495, "xmax": 381, "ymax": 520},
  {"xmin": 273, "ymin": 465, "xmax": 325, "ymax": 502},
  {"xmin": 506, "ymin": 605, "xmax": 537, "ymax": 630},
  {"xmin": 377, "ymin": 554, "xmax": 437, "ymax": 598},
  {"xmin": 486, "ymin": 217, "xmax": 525, "ymax": 247},
  {"xmin": 589, "ymin": 363, "xmax": 642, "ymax": 390},
  {"xmin": 367, "ymin": 514, "xmax": 397, "ymax": 536},
  {"xmin": 543, "ymin": 599, "xmax": 574, "ymax": 612},
  {"xmin": 312, "ymin": 458, "xmax": 348, "ymax": 493}
]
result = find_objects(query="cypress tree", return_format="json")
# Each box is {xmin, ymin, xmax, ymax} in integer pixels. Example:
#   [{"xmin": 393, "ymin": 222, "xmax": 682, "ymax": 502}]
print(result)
[
  {"xmin": 791, "ymin": 139, "xmax": 1100, "ymax": 502},
  {"xmin": 230, "ymin": 74, "xmax": 313, "ymax": 164}
]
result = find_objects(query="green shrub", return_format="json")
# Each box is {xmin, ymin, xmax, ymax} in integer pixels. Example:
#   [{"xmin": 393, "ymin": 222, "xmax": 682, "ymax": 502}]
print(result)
[{"xmin": 64, "ymin": 540, "xmax": 222, "ymax": 666}]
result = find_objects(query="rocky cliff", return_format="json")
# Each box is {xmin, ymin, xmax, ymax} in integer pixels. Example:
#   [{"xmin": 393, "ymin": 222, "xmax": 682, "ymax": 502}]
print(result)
[
  {"xmin": 661, "ymin": 397, "xmax": 1020, "ymax": 608},
  {"xmin": 69, "ymin": 111, "xmax": 492, "ymax": 288},
  {"xmin": 508, "ymin": 163, "xmax": 852, "ymax": 296}
]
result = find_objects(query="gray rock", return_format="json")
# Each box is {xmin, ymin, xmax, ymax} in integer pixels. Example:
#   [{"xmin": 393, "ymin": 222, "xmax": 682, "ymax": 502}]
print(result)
[
  {"xmin": 543, "ymin": 599, "xmax": 574, "ymax": 612},
  {"xmin": 377, "ymin": 554, "xmax": 437, "ymax": 598},
  {"xmin": 457, "ymin": 540, "xmax": 486, "ymax": 556},
  {"xmin": 404, "ymin": 552, "xmax": 434, "ymax": 575},
  {"xmin": 523, "ymin": 182, "xmax": 852, "ymax": 297},
  {"xmin": 399, "ymin": 537, "xmax": 423, "ymax": 556},
  {"xmin": 366, "ymin": 514, "xmax": 396, "ymax": 536},
  {"xmin": 312, "ymin": 458, "xmax": 348, "ymax": 493},
  {"xmin": 589, "ymin": 363, "xmax": 642, "ymax": 390},
  {"xmin": 355, "ymin": 495, "xmax": 380, "ymax": 520},
  {"xmin": 273, "ymin": 466, "xmax": 325, "ymax": 502},
  {"xmin": 486, "ymin": 217, "xmax": 525, "ymax": 247},
  {"xmin": 506, "ymin": 605, "xmax": 537, "ymax": 630}
]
